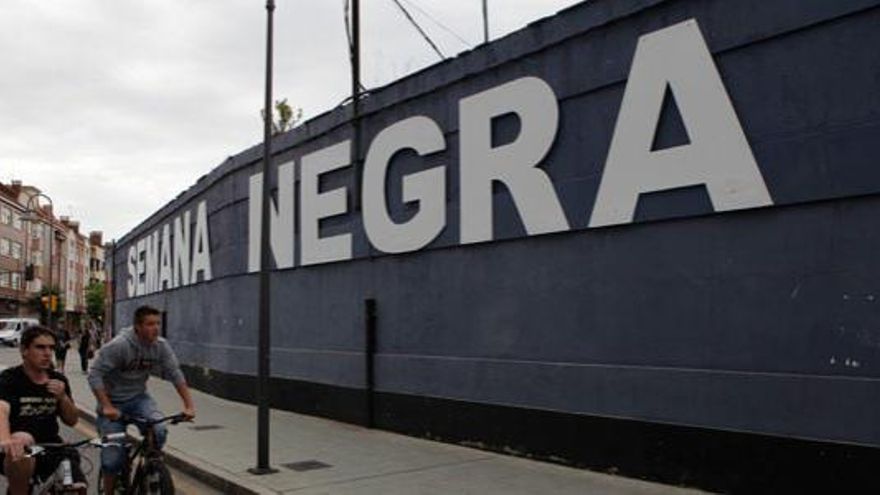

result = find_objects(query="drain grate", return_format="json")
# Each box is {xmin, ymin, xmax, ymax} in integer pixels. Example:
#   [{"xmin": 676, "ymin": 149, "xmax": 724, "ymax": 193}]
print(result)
[
  {"xmin": 282, "ymin": 460, "xmax": 332, "ymax": 472},
  {"xmin": 188, "ymin": 425, "xmax": 224, "ymax": 431}
]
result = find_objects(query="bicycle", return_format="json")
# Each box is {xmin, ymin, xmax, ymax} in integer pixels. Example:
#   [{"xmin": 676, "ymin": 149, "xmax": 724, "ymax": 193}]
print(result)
[
  {"xmin": 25, "ymin": 432, "xmax": 127, "ymax": 494},
  {"xmin": 98, "ymin": 413, "xmax": 189, "ymax": 495}
]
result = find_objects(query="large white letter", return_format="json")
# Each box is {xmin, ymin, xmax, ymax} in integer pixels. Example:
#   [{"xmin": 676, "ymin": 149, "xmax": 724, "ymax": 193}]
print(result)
[
  {"xmin": 158, "ymin": 223, "xmax": 174, "ymax": 291},
  {"xmin": 248, "ymin": 175, "xmax": 260, "ymax": 273},
  {"xmin": 173, "ymin": 211, "xmax": 191, "ymax": 287},
  {"xmin": 300, "ymin": 141, "xmax": 352, "ymax": 265},
  {"xmin": 363, "ymin": 116, "xmax": 446, "ymax": 253},
  {"xmin": 459, "ymin": 76, "xmax": 569, "ymax": 244},
  {"xmin": 127, "ymin": 245, "xmax": 137, "ymax": 298},
  {"xmin": 190, "ymin": 201, "xmax": 213, "ymax": 282},
  {"xmin": 135, "ymin": 238, "xmax": 146, "ymax": 296},
  {"xmin": 589, "ymin": 19, "xmax": 772, "ymax": 227},
  {"xmin": 248, "ymin": 162, "xmax": 295, "ymax": 273},
  {"xmin": 144, "ymin": 231, "xmax": 159, "ymax": 294}
]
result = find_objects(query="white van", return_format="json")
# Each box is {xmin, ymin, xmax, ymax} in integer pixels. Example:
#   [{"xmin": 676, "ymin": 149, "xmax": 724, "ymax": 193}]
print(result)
[{"xmin": 0, "ymin": 318, "xmax": 40, "ymax": 347}]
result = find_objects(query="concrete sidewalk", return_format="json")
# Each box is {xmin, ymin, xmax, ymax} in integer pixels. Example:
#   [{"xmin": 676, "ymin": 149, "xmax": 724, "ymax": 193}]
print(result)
[{"xmin": 2, "ymin": 357, "xmax": 706, "ymax": 494}]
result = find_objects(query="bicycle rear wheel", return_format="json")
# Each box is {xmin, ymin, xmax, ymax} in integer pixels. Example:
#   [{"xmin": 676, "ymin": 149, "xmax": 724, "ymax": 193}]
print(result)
[{"xmin": 133, "ymin": 460, "xmax": 174, "ymax": 495}]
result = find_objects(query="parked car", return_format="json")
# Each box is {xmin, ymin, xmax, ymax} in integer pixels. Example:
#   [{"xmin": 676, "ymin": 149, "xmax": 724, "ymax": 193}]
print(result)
[{"xmin": 0, "ymin": 318, "xmax": 40, "ymax": 347}]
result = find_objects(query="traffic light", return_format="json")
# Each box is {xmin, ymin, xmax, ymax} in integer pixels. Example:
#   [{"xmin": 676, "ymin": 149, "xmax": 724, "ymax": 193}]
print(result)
[
  {"xmin": 24, "ymin": 264, "xmax": 34, "ymax": 281},
  {"xmin": 41, "ymin": 294, "xmax": 58, "ymax": 312}
]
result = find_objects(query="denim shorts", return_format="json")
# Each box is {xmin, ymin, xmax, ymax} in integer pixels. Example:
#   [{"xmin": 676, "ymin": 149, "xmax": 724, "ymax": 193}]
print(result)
[{"xmin": 95, "ymin": 393, "xmax": 166, "ymax": 474}]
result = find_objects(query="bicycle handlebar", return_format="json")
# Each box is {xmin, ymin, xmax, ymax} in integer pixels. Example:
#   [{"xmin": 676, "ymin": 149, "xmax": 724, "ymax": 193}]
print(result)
[
  {"xmin": 25, "ymin": 432, "xmax": 128, "ymax": 457},
  {"xmin": 119, "ymin": 412, "xmax": 191, "ymax": 427}
]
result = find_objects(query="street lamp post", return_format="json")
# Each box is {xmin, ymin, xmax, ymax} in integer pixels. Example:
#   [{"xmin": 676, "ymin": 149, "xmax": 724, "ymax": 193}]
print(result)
[
  {"xmin": 249, "ymin": 0, "xmax": 278, "ymax": 476},
  {"xmin": 17, "ymin": 210, "xmax": 28, "ymax": 317},
  {"xmin": 23, "ymin": 193, "xmax": 55, "ymax": 329}
]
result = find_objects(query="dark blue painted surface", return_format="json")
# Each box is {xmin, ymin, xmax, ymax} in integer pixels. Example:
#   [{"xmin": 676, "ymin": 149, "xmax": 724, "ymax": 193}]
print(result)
[{"xmin": 115, "ymin": 0, "xmax": 880, "ymax": 448}]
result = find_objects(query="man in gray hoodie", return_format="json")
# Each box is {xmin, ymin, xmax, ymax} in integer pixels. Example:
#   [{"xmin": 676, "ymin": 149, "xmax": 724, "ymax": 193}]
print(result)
[{"xmin": 87, "ymin": 305, "xmax": 195, "ymax": 494}]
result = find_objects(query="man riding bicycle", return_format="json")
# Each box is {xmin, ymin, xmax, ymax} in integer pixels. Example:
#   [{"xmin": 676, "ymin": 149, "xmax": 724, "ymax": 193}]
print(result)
[
  {"xmin": 0, "ymin": 325, "xmax": 86, "ymax": 494},
  {"xmin": 87, "ymin": 305, "xmax": 196, "ymax": 493}
]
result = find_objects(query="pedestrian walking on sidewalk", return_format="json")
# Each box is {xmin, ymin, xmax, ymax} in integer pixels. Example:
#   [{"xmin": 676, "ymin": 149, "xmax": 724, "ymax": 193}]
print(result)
[
  {"xmin": 87, "ymin": 305, "xmax": 196, "ymax": 494},
  {"xmin": 77, "ymin": 326, "xmax": 93, "ymax": 374},
  {"xmin": 53, "ymin": 327, "xmax": 70, "ymax": 375}
]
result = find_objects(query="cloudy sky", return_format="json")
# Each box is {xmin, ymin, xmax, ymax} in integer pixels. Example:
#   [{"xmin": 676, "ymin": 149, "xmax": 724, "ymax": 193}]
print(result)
[{"xmin": 0, "ymin": 0, "xmax": 582, "ymax": 240}]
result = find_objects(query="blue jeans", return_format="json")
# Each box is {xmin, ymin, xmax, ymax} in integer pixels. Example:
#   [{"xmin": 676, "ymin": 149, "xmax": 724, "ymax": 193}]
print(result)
[{"xmin": 96, "ymin": 393, "xmax": 167, "ymax": 475}]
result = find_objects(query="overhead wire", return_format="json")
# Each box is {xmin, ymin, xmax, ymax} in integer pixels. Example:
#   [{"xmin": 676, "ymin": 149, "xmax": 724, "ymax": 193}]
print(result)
[
  {"xmin": 388, "ymin": 0, "xmax": 446, "ymax": 60},
  {"xmin": 398, "ymin": 0, "xmax": 474, "ymax": 49},
  {"xmin": 341, "ymin": 0, "xmax": 458, "ymax": 107}
]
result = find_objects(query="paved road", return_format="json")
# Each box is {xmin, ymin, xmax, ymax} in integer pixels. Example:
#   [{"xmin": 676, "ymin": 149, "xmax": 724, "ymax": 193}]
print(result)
[{"xmin": 0, "ymin": 346, "xmax": 221, "ymax": 494}]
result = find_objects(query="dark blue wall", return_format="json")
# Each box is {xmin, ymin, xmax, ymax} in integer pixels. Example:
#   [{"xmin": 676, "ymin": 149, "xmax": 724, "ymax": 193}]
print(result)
[{"xmin": 115, "ymin": 0, "xmax": 880, "ymax": 449}]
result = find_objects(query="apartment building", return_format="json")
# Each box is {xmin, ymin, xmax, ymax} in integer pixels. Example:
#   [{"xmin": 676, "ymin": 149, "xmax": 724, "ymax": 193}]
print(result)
[
  {"xmin": 88, "ymin": 231, "xmax": 106, "ymax": 285},
  {"xmin": 0, "ymin": 182, "xmax": 27, "ymax": 316},
  {"xmin": 0, "ymin": 180, "xmax": 105, "ymax": 327},
  {"xmin": 59, "ymin": 217, "xmax": 83, "ymax": 314}
]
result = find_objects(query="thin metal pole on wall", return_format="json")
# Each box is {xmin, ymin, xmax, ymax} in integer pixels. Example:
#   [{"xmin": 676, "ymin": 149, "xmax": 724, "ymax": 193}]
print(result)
[
  {"xmin": 365, "ymin": 299, "xmax": 377, "ymax": 428},
  {"xmin": 250, "ymin": 0, "xmax": 278, "ymax": 476},
  {"xmin": 352, "ymin": 0, "xmax": 361, "ymax": 111},
  {"xmin": 482, "ymin": 0, "xmax": 489, "ymax": 44},
  {"xmin": 109, "ymin": 241, "xmax": 116, "ymax": 338},
  {"xmin": 350, "ymin": 0, "xmax": 362, "ymax": 210}
]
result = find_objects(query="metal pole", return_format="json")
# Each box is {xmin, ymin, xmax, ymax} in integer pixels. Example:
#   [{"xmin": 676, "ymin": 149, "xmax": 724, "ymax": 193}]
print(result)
[
  {"xmin": 352, "ymin": 0, "xmax": 360, "ymax": 105},
  {"xmin": 109, "ymin": 240, "xmax": 116, "ymax": 338},
  {"xmin": 482, "ymin": 0, "xmax": 489, "ymax": 43},
  {"xmin": 19, "ymin": 211, "xmax": 28, "ymax": 317},
  {"xmin": 26, "ymin": 194, "xmax": 54, "ymax": 329},
  {"xmin": 351, "ymin": 0, "xmax": 362, "ymax": 210},
  {"xmin": 250, "ymin": 0, "xmax": 277, "ymax": 476},
  {"xmin": 48, "ymin": 223, "xmax": 54, "ymax": 331},
  {"xmin": 365, "ymin": 299, "xmax": 376, "ymax": 428}
]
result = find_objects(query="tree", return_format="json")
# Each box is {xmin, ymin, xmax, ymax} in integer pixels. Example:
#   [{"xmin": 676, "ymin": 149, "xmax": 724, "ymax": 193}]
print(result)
[
  {"xmin": 86, "ymin": 281, "xmax": 106, "ymax": 324},
  {"xmin": 261, "ymin": 98, "xmax": 303, "ymax": 135}
]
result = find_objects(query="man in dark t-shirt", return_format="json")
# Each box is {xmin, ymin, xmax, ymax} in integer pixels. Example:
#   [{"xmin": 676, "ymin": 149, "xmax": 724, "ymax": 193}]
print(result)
[{"xmin": 0, "ymin": 325, "xmax": 81, "ymax": 494}]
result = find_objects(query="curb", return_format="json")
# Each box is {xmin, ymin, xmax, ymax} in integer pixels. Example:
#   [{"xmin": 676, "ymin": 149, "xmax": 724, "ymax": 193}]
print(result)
[{"xmin": 76, "ymin": 406, "xmax": 275, "ymax": 495}]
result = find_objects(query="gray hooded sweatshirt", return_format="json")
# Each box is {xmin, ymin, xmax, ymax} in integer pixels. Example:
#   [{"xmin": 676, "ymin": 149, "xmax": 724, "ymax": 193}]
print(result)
[{"xmin": 87, "ymin": 327, "xmax": 186, "ymax": 404}]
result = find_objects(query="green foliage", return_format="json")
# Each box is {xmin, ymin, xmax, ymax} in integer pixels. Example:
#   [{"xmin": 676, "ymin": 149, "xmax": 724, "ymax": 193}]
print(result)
[
  {"xmin": 260, "ymin": 98, "xmax": 304, "ymax": 135},
  {"xmin": 86, "ymin": 281, "xmax": 105, "ymax": 323}
]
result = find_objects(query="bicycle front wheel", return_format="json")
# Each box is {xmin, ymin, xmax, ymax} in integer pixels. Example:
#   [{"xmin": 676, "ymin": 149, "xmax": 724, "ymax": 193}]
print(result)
[
  {"xmin": 133, "ymin": 460, "xmax": 174, "ymax": 495},
  {"xmin": 97, "ymin": 464, "xmax": 131, "ymax": 495}
]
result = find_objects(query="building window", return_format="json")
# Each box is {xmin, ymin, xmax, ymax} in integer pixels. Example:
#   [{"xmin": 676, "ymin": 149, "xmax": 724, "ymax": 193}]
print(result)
[
  {"xmin": 10, "ymin": 273, "xmax": 20, "ymax": 290},
  {"xmin": 10, "ymin": 241, "xmax": 22, "ymax": 260},
  {"xmin": 0, "ymin": 207, "xmax": 10, "ymax": 225},
  {"xmin": 11, "ymin": 213, "xmax": 21, "ymax": 230},
  {"xmin": 0, "ymin": 273, "xmax": 8, "ymax": 287},
  {"xmin": 0, "ymin": 238, "xmax": 9, "ymax": 256}
]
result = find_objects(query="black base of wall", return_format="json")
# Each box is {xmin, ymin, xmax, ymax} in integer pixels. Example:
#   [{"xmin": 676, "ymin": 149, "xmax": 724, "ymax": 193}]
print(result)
[
  {"xmin": 180, "ymin": 364, "xmax": 367, "ymax": 425},
  {"xmin": 181, "ymin": 365, "xmax": 879, "ymax": 494}
]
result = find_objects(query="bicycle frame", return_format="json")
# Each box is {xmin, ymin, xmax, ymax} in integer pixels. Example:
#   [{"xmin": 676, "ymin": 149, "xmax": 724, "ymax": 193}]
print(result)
[
  {"xmin": 29, "ymin": 449, "xmax": 82, "ymax": 495},
  {"xmin": 111, "ymin": 413, "xmax": 187, "ymax": 495},
  {"xmin": 27, "ymin": 433, "xmax": 126, "ymax": 495},
  {"xmin": 125, "ymin": 426, "xmax": 161, "ymax": 491}
]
